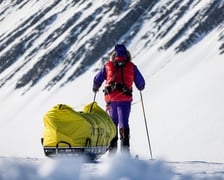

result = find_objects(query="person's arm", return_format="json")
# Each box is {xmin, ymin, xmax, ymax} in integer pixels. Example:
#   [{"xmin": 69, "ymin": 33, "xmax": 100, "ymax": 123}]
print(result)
[
  {"xmin": 134, "ymin": 65, "xmax": 145, "ymax": 90},
  {"xmin": 93, "ymin": 66, "xmax": 106, "ymax": 92}
]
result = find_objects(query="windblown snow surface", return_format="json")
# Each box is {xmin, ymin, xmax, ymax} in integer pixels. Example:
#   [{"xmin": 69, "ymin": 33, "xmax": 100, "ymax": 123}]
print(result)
[
  {"xmin": 1, "ymin": 0, "xmax": 224, "ymax": 179},
  {"xmin": 1, "ymin": 154, "xmax": 224, "ymax": 180}
]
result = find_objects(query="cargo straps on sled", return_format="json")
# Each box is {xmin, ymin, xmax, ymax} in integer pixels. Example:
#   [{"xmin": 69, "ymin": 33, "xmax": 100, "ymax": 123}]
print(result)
[{"xmin": 104, "ymin": 62, "xmax": 132, "ymax": 97}]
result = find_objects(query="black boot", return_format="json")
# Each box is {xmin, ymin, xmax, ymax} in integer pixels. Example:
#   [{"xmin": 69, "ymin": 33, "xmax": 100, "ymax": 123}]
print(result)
[
  {"xmin": 108, "ymin": 129, "xmax": 118, "ymax": 157},
  {"xmin": 119, "ymin": 128, "xmax": 130, "ymax": 155}
]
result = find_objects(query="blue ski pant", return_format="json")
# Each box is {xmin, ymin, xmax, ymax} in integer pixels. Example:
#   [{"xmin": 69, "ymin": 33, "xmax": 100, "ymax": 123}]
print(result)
[{"xmin": 107, "ymin": 101, "xmax": 131, "ymax": 129}]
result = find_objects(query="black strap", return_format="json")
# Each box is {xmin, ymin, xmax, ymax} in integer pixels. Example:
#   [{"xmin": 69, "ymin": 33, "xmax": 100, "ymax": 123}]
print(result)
[
  {"xmin": 111, "ymin": 65, "xmax": 118, "ymax": 83},
  {"xmin": 111, "ymin": 60, "xmax": 125, "ymax": 84},
  {"xmin": 121, "ymin": 65, "xmax": 124, "ymax": 84}
]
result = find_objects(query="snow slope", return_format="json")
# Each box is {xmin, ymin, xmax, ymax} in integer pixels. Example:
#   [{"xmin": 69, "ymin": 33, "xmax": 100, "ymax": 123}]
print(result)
[
  {"xmin": 0, "ymin": 1, "xmax": 224, "ymax": 177},
  {"xmin": 1, "ymin": 27, "xmax": 224, "ymax": 163}
]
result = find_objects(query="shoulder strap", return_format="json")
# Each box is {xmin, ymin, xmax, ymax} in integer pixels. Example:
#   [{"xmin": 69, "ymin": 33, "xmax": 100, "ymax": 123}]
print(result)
[
  {"xmin": 111, "ymin": 67, "xmax": 118, "ymax": 83},
  {"xmin": 111, "ymin": 61, "xmax": 127, "ymax": 83},
  {"xmin": 120, "ymin": 65, "xmax": 125, "ymax": 84}
]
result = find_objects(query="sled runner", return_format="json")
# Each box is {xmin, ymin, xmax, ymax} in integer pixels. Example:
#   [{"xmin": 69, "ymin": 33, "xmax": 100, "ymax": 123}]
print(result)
[{"xmin": 41, "ymin": 102, "xmax": 116, "ymax": 159}]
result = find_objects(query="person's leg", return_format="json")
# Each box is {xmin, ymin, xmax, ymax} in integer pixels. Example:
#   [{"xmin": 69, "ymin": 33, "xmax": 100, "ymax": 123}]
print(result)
[
  {"xmin": 107, "ymin": 102, "xmax": 119, "ymax": 155},
  {"xmin": 108, "ymin": 128, "xmax": 118, "ymax": 156},
  {"xmin": 107, "ymin": 102, "xmax": 119, "ymax": 126},
  {"xmin": 119, "ymin": 127, "xmax": 130, "ymax": 152},
  {"xmin": 117, "ymin": 102, "xmax": 131, "ymax": 153}
]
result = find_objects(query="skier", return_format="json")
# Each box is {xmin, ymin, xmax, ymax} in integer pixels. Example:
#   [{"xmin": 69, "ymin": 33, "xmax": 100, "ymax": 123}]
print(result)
[{"xmin": 92, "ymin": 44, "xmax": 145, "ymax": 156}]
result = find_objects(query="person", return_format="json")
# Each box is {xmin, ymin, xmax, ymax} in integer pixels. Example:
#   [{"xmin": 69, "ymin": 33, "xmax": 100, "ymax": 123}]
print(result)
[{"xmin": 92, "ymin": 44, "xmax": 145, "ymax": 156}]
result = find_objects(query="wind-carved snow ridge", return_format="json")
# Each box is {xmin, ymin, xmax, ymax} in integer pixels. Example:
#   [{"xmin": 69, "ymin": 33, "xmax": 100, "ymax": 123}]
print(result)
[
  {"xmin": 1, "ymin": 0, "xmax": 223, "ymax": 93},
  {"xmin": 0, "ymin": 155, "xmax": 224, "ymax": 180}
]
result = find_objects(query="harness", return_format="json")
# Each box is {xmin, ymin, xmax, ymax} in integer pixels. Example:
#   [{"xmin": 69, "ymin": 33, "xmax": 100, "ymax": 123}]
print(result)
[{"xmin": 104, "ymin": 61, "xmax": 132, "ymax": 97}]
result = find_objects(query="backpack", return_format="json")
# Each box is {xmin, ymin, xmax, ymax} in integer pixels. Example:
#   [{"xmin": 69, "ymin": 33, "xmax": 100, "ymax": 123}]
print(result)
[{"xmin": 105, "ymin": 45, "xmax": 133, "ymax": 96}]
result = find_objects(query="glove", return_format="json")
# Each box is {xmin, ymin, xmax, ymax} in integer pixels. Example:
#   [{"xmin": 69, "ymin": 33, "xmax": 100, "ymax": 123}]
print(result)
[
  {"xmin": 93, "ymin": 86, "xmax": 99, "ymax": 92},
  {"xmin": 138, "ymin": 85, "xmax": 145, "ymax": 91}
]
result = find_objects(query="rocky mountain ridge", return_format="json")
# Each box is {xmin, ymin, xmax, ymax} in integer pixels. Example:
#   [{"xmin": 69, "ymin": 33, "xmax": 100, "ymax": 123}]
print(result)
[{"xmin": 0, "ymin": 0, "xmax": 223, "ymax": 93}]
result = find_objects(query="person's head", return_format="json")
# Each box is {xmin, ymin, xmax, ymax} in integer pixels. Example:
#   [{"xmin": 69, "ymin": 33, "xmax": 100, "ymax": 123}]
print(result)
[
  {"xmin": 115, "ymin": 44, "xmax": 127, "ymax": 58},
  {"xmin": 110, "ymin": 44, "xmax": 131, "ymax": 61}
]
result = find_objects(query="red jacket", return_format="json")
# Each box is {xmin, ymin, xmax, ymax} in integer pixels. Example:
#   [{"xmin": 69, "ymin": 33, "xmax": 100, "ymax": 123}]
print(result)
[{"xmin": 105, "ymin": 61, "xmax": 134, "ymax": 102}]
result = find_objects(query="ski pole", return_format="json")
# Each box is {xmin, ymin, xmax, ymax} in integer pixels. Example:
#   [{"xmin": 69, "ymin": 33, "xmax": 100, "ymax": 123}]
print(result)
[
  {"xmin": 90, "ymin": 92, "xmax": 97, "ymax": 112},
  {"xmin": 93, "ymin": 91, "xmax": 97, "ymax": 102},
  {"xmin": 140, "ymin": 91, "xmax": 153, "ymax": 160}
]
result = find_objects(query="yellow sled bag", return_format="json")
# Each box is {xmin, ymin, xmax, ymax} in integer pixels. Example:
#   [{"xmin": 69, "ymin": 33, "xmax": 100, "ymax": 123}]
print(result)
[{"xmin": 42, "ymin": 102, "xmax": 116, "ymax": 158}]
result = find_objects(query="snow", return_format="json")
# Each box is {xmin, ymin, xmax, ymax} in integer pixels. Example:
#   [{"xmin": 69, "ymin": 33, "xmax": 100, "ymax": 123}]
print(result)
[
  {"xmin": 1, "ymin": 155, "xmax": 224, "ymax": 180},
  {"xmin": 1, "ymin": 0, "xmax": 224, "ymax": 179},
  {"xmin": 1, "ymin": 29, "xmax": 224, "ymax": 178}
]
